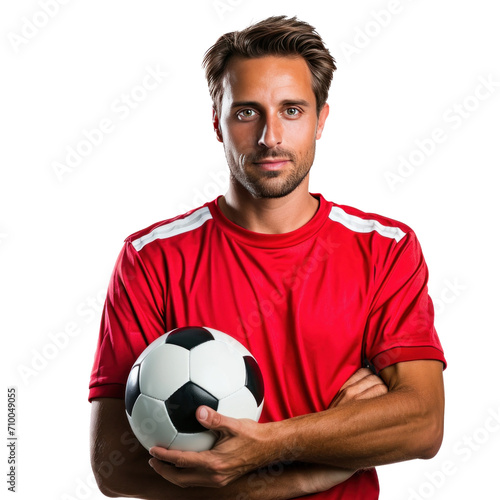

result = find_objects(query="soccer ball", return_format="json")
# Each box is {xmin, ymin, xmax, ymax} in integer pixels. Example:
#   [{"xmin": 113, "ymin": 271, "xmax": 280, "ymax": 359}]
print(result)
[{"xmin": 125, "ymin": 326, "xmax": 265, "ymax": 452}]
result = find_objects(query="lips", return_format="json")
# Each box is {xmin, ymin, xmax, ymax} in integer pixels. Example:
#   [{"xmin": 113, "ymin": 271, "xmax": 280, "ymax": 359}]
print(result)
[{"xmin": 253, "ymin": 159, "xmax": 290, "ymax": 170}]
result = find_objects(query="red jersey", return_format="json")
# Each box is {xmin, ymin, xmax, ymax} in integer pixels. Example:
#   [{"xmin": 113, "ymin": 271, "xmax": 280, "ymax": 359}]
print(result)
[{"xmin": 89, "ymin": 193, "xmax": 446, "ymax": 499}]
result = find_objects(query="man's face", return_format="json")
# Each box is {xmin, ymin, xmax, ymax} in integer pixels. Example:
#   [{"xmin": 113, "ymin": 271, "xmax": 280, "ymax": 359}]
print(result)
[{"xmin": 213, "ymin": 55, "xmax": 329, "ymax": 199}]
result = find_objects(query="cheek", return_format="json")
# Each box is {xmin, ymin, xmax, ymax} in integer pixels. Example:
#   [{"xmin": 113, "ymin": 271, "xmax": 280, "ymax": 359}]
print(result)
[
  {"xmin": 224, "ymin": 124, "xmax": 255, "ymax": 152},
  {"xmin": 224, "ymin": 136, "xmax": 241, "ymax": 161},
  {"xmin": 288, "ymin": 117, "xmax": 316, "ymax": 136},
  {"xmin": 221, "ymin": 133, "xmax": 247, "ymax": 168},
  {"xmin": 288, "ymin": 122, "xmax": 317, "ymax": 149}
]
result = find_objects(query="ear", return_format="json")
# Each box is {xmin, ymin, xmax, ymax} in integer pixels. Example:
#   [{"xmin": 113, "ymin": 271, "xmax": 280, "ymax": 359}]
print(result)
[
  {"xmin": 212, "ymin": 108, "xmax": 223, "ymax": 143},
  {"xmin": 315, "ymin": 102, "xmax": 330, "ymax": 140}
]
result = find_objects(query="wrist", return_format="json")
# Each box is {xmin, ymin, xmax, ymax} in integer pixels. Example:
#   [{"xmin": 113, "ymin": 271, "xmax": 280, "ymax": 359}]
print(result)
[
  {"xmin": 223, "ymin": 462, "xmax": 318, "ymax": 500},
  {"xmin": 259, "ymin": 419, "xmax": 303, "ymax": 466}
]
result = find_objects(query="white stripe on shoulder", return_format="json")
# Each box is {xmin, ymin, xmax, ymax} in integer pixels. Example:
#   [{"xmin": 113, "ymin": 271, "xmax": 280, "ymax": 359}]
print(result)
[
  {"xmin": 328, "ymin": 206, "xmax": 406, "ymax": 243},
  {"xmin": 132, "ymin": 206, "xmax": 213, "ymax": 251}
]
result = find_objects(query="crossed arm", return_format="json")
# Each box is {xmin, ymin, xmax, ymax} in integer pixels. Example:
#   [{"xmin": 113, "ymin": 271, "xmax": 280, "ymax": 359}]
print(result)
[{"xmin": 91, "ymin": 359, "xmax": 444, "ymax": 498}]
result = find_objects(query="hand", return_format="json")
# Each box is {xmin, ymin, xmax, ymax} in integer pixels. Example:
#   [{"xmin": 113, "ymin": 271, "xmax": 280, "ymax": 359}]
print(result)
[
  {"xmin": 149, "ymin": 406, "xmax": 275, "ymax": 488},
  {"xmin": 329, "ymin": 367, "xmax": 388, "ymax": 408}
]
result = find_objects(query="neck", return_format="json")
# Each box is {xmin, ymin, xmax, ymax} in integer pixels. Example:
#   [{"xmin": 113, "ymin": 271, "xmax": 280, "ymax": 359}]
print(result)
[{"xmin": 219, "ymin": 177, "xmax": 319, "ymax": 234}]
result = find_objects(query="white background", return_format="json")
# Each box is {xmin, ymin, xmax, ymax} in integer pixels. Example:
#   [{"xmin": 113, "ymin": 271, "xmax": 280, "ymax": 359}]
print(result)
[{"xmin": 1, "ymin": 0, "xmax": 499, "ymax": 499}]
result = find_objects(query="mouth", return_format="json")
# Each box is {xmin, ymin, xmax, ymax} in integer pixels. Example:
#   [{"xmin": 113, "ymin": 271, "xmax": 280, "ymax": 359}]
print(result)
[{"xmin": 253, "ymin": 158, "xmax": 290, "ymax": 171}]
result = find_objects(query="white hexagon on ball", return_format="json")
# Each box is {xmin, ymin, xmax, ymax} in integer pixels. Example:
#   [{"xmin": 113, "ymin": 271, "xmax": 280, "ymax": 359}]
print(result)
[
  {"xmin": 217, "ymin": 386, "xmax": 261, "ymax": 420},
  {"xmin": 205, "ymin": 327, "xmax": 254, "ymax": 358},
  {"xmin": 189, "ymin": 340, "xmax": 246, "ymax": 399},
  {"xmin": 133, "ymin": 335, "xmax": 169, "ymax": 366},
  {"xmin": 169, "ymin": 430, "xmax": 217, "ymax": 452},
  {"xmin": 127, "ymin": 394, "xmax": 177, "ymax": 450},
  {"xmin": 140, "ymin": 343, "xmax": 189, "ymax": 400}
]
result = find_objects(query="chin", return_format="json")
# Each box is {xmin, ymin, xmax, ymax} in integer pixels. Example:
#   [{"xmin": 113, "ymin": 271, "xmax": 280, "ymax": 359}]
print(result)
[{"xmin": 249, "ymin": 182, "xmax": 304, "ymax": 199}]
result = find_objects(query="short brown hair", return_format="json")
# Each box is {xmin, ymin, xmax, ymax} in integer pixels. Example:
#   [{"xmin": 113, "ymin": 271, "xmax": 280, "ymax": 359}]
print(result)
[{"xmin": 202, "ymin": 15, "xmax": 336, "ymax": 115}]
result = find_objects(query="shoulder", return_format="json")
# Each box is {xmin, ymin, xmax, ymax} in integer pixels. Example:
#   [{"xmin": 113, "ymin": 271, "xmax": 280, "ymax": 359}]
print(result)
[
  {"xmin": 319, "ymin": 197, "xmax": 429, "ymax": 283},
  {"xmin": 124, "ymin": 201, "xmax": 214, "ymax": 253},
  {"xmin": 320, "ymin": 195, "xmax": 414, "ymax": 245}
]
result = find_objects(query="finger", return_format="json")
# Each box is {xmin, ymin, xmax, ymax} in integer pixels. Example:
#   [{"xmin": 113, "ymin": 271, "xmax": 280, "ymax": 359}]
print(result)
[
  {"xmin": 196, "ymin": 405, "xmax": 237, "ymax": 433},
  {"xmin": 149, "ymin": 457, "xmax": 176, "ymax": 479},
  {"xmin": 345, "ymin": 374, "xmax": 386, "ymax": 394},
  {"xmin": 149, "ymin": 457, "xmax": 229, "ymax": 488},
  {"xmin": 149, "ymin": 457, "xmax": 199, "ymax": 487},
  {"xmin": 149, "ymin": 447, "xmax": 208, "ymax": 469},
  {"xmin": 330, "ymin": 373, "xmax": 387, "ymax": 408},
  {"xmin": 354, "ymin": 382, "xmax": 389, "ymax": 401},
  {"xmin": 339, "ymin": 368, "xmax": 373, "ymax": 391}
]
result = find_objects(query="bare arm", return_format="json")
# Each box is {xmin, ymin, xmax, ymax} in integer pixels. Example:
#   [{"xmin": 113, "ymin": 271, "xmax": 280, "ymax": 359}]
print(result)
[
  {"xmin": 285, "ymin": 359, "xmax": 445, "ymax": 469},
  {"xmin": 151, "ymin": 360, "xmax": 444, "ymax": 487},
  {"xmin": 90, "ymin": 398, "xmax": 354, "ymax": 499}
]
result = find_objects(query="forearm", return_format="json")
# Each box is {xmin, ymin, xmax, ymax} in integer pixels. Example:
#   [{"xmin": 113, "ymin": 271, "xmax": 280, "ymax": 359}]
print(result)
[
  {"xmin": 136, "ymin": 362, "xmax": 444, "ymax": 489},
  {"xmin": 271, "ymin": 380, "xmax": 443, "ymax": 470},
  {"xmin": 98, "ymin": 452, "xmax": 351, "ymax": 499},
  {"xmin": 96, "ymin": 447, "xmax": 207, "ymax": 499},
  {"xmin": 92, "ymin": 399, "xmax": 350, "ymax": 499}
]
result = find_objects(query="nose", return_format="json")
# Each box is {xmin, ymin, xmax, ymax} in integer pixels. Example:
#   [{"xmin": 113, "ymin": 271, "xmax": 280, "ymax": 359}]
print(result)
[{"xmin": 257, "ymin": 114, "xmax": 282, "ymax": 149}]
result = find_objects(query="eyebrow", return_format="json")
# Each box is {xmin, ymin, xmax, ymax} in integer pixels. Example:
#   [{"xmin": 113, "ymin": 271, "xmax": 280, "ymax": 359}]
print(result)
[{"xmin": 230, "ymin": 99, "xmax": 311, "ymax": 108}]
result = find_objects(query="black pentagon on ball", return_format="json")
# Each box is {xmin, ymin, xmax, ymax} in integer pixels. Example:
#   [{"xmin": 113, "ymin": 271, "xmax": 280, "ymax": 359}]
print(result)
[
  {"xmin": 243, "ymin": 356, "xmax": 265, "ymax": 406},
  {"xmin": 165, "ymin": 381, "xmax": 218, "ymax": 433},
  {"xmin": 165, "ymin": 326, "xmax": 214, "ymax": 350},
  {"xmin": 125, "ymin": 364, "xmax": 141, "ymax": 416}
]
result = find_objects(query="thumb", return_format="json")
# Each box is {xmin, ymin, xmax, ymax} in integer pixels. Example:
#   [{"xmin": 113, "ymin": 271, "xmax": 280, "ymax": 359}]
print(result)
[{"xmin": 196, "ymin": 405, "xmax": 233, "ymax": 432}]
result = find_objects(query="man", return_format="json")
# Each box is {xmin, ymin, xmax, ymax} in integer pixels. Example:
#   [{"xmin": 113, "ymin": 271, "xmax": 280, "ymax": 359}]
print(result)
[{"xmin": 89, "ymin": 15, "xmax": 446, "ymax": 499}]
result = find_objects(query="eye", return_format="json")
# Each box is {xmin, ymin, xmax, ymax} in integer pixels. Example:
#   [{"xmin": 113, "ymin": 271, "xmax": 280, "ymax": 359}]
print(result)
[
  {"xmin": 285, "ymin": 107, "xmax": 301, "ymax": 117},
  {"xmin": 237, "ymin": 109, "xmax": 257, "ymax": 120}
]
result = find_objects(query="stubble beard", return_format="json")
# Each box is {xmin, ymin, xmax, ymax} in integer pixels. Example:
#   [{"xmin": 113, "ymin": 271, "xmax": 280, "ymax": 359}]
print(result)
[{"xmin": 225, "ymin": 145, "xmax": 316, "ymax": 199}]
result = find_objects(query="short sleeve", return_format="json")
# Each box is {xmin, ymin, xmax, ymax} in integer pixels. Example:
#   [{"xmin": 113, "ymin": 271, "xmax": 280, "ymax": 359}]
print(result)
[
  {"xmin": 363, "ymin": 230, "xmax": 446, "ymax": 372},
  {"xmin": 88, "ymin": 241, "xmax": 166, "ymax": 401}
]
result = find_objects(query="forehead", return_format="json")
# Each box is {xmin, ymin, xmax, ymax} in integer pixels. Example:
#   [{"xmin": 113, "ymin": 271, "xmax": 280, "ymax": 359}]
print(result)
[{"xmin": 220, "ymin": 55, "xmax": 315, "ymax": 106}]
